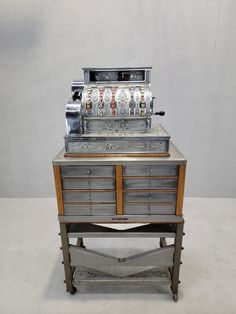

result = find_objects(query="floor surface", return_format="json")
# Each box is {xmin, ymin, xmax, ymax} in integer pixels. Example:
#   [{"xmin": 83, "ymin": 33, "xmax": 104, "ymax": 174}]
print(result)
[{"xmin": 0, "ymin": 197, "xmax": 236, "ymax": 314}]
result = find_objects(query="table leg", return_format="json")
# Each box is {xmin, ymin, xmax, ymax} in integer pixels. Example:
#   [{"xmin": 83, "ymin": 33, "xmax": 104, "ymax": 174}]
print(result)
[
  {"xmin": 60, "ymin": 223, "xmax": 77, "ymax": 294},
  {"xmin": 171, "ymin": 222, "xmax": 184, "ymax": 302}
]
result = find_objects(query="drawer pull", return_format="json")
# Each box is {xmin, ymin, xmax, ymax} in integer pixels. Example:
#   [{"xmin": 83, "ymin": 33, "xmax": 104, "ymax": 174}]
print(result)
[{"xmin": 112, "ymin": 217, "xmax": 128, "ymax": 221}]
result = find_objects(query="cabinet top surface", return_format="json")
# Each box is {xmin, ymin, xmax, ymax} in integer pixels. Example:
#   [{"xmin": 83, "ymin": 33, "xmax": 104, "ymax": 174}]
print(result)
[{"xmin": 52, "ymin": 142, "xmax": 187, "ymax": 166}]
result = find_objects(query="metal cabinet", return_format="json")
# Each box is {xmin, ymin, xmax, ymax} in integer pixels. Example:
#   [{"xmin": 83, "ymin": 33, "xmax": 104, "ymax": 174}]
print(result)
[
  {"xmin": 53, "ymin": 143, "xmax": 186, "ymax": 222},
  {"xmin": 53, "ymin": 143, "xmax": 186, "ymax": 301}
]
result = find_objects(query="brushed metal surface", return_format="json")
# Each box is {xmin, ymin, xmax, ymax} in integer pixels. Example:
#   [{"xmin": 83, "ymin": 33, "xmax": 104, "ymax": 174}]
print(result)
[
  {"xmin": 62, "ymin": 178, "xmax": 115, "ymax": 189},
  {"xmin": 64, "ymin": 124, "xmax": 170, "ymax": 154},
  {"xmin": 123, "ymin": 165, "xmax": 178, "ymax": 176},
  {"xmin": 63, "ymin": 191, "xmax": 115, "ymax": 202},
  {"xmin": 58, "ymin": 214, "xmax": 184, "ymax": 223},
  {"xmin": 53, "ymin": 142, "xmax": 187, "ymax": 166},
  {"xmin": 61, "ymin": 165, "xmax": 115, "ymax": 177},
  {"xmin": 124, "ymin": 203, "xmax": 176, "ymax": 215},
  {"xmin": 123, "ymin": 178, "xmax": 178, "ymax": 189},
  {"xmin": 64, "ymin": 204, "xmax": 116, "ymax": 216},
  {"xmin": 123, "ymin": 192, "xmax": 177, "ymax": 202},
  {"xmin": 84, "ymin": 117, "xmax": 148, "ymax": 133},
  {"xmin": 65, "ymin": 137, "xmax": 169, "ymax": 154},
  {"xmin": 69, "ymin": 245, "xmax": 174, "ymax": 267}
]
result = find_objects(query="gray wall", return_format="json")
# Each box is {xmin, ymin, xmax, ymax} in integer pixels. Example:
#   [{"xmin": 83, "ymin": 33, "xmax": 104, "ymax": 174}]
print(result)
[{"xmin": 0, "ymin": 0, "xmax": 235, "ymax": 197}]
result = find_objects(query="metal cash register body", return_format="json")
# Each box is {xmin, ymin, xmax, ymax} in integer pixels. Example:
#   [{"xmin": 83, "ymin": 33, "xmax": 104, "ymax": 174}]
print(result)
[{"xmin": 64, "ymin": 67, "xmax": 170, "ymax": 156}]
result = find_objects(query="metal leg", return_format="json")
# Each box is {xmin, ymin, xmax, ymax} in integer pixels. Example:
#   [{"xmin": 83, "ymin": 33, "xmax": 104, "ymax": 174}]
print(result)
[
  {"xmin": 60, "ymin": 223, "xmax": 77, "ymax": 294},
  {"xmin": 159, "ymin": 237, "xmax": 174, "ymax": 280},
  {"xmin": 171, "ymin": 222, "xmax": 184, "ymax": 302}
]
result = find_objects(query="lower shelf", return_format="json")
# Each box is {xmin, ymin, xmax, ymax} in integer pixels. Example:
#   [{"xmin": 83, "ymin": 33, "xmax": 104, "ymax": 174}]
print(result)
[
  {"xmin": 68, "ymin": 223, "xmax": 176, "ymax": 238},
  {"xmin": 73, "ymin": 266, "xmax": 171, "ymax": 285}
]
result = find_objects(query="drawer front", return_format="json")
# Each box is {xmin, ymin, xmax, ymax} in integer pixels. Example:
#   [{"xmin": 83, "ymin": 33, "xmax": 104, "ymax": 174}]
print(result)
[
  {"xmin": 123, "ymin": 165, "xmax": 178, "ymax": 176},
  {"xmin": 61, "ymin": 165, "xmax": 115, "ymax": 177},
  {"xmin": 63, "ymin": 191, "xmax": 116, "ymax": 202},
  {"xmin": 64, "ymin": 204, "xmax": 116, "ymax": 216},
  {"xmin": 124, "ymin": 203, "xmax": 176, "ymax": 215},
  {"xmin": 123, "ymin": 192, "xmax": 177, "ymax": 202},
  {"xmin": 62, "ymin": 178, "xmax": 115, "ymax": 189},
  {"xmin": 123, "ymin": 178, "xmax": 178, "ymax": 190}
]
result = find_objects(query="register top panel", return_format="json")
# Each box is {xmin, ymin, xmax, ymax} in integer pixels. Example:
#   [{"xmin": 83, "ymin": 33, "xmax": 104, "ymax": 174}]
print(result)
[{"xmin": 82, "ymin": 67, "xmax": 152, "ymax": 84}]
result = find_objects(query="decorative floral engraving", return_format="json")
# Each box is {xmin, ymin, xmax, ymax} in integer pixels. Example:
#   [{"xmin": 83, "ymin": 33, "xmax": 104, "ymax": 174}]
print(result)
[
  {"xmin": 133, "ymin": 87, "xmax": 141, "ymax": 104},
  {"xmin": 68, "ymin": 140, "xmax": 166, "ymax": 153},
  {"xmin": 81, "ymin": 88, "xmax": 88, "ymax": 106},
  {"xmin": 106, "ymin": 119, "xmax": 128, "ymax": 131},
  {"xmin": 79, "ymin": 143, "xmax": 98, "ymax": 151},
  {"xmin": 91, "ymin": 88, "xmax": 100, "ymax": 105},
  {"xmin": 105, "ymin": 142, "xmax": 163, "ymax": 152},
  {"xmin": 115, "ymin": 88, "xmax": 131, "ymax": 115},
  {"xmin": 103, "ymin": 88, "xmax": 112, "ymax": 105}
]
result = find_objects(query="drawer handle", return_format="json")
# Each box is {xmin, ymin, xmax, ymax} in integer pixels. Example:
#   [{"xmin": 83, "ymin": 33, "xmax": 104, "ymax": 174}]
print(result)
[{"xmin": 112, "ymin": 217, "xmax": 128, "ymax": 221}]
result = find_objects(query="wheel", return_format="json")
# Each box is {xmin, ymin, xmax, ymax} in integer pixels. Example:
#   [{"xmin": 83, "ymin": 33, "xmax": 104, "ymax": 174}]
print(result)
[
  {"xmin": 172, "ymin": 293, "xmax": 178, "ymax": 302},
  {"xmin": 69, "ymin": 286, "xmax": 77, "ymax": 295}
]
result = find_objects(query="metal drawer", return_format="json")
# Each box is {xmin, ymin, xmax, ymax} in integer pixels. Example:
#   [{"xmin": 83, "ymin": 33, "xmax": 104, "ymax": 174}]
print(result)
[
  {"xmin": 123, "ymin": 192, "xmax": 177, "ymax": 202},
  {"xmin": 61, "ymin": 165, "xmax": 115, "ymax": 177},
  {"xmin": 123, "ymin": 165, "xmax": 178, "ymax": 176},
  {"xmin": 63, "ymin": 190, "xmax": 116, "ymax": 202},
  {"xmin": 64, "ymin": 204, "xmax": 116, "ymax": 216},
  {"xmin": 123, "ymin": 178, "xmax": 178, "ymax": 189},
  {"xmin": 124, "ymin": 203, "xmax": 176, "ymax": 215},
  {"xmin": 62, "ymin": 177, "xmax": 115, "ymax": 189}
]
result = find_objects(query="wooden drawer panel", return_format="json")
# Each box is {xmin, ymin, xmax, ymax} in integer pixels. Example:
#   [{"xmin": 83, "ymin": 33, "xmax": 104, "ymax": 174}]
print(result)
[
  {"xmin": 124, "ymin": 203, "xmax": 176, "ymax": 215},
  {"xmin": 123, "ymin": 165, "xmax": 178, "ymax": 176},
  {"xmin": 123, "ymin": 178, "xmax": 178, "ymax": 190},
  {"xmin": 64, "ymin": 204, "xmax": 116, "ymax": 216},
  {"xmin": 61, "ymin": 165, "xmax": 115, "ymax": 177},
  {"xmin": 62, "ymin": 178, "xmax": 115, "ymax": 189},
  {"xmin": 63, "ymin": 191, "xmax": 116, "ymax": 202},
  {"xmin": 123, "ymin": 192, "xmax": 177, "ymax": 202}
]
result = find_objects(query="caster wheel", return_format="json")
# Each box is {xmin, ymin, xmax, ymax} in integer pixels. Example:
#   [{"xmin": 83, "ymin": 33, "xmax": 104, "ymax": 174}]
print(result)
[
  {"xmin": 69, "ymin": 286, "xmax": 77, "ymax": 295},
  {"xmin": 172, "ymin": 293, "xmax": 178, "ymax": 302}
]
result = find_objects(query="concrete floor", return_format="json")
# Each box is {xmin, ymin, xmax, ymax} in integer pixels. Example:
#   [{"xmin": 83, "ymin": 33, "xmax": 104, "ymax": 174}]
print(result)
[{"xmin": 0, "ymin": 198, "xmax": 236, "ymax": 314}]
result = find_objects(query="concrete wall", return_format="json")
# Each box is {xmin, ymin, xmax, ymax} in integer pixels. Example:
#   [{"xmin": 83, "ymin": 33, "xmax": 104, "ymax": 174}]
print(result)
[{"xmin": 0, "ymin": 0, "xmax": 235, "ymax": 197}]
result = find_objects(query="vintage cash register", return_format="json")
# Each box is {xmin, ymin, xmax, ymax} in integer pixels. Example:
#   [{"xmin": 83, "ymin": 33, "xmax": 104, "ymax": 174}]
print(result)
[
  {"xmin": 64, "ymin": 67, "xmax": 169, "ymax": 156},
  {"xmin": 53, "ymin": 67, "xmax": 186, "ymax": 301}
]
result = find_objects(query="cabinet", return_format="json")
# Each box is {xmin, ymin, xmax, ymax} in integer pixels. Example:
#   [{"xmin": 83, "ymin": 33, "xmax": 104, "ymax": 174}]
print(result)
[{"xmin": 53, "ymin": 142, "xmax": 186, "ymax": 301}]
